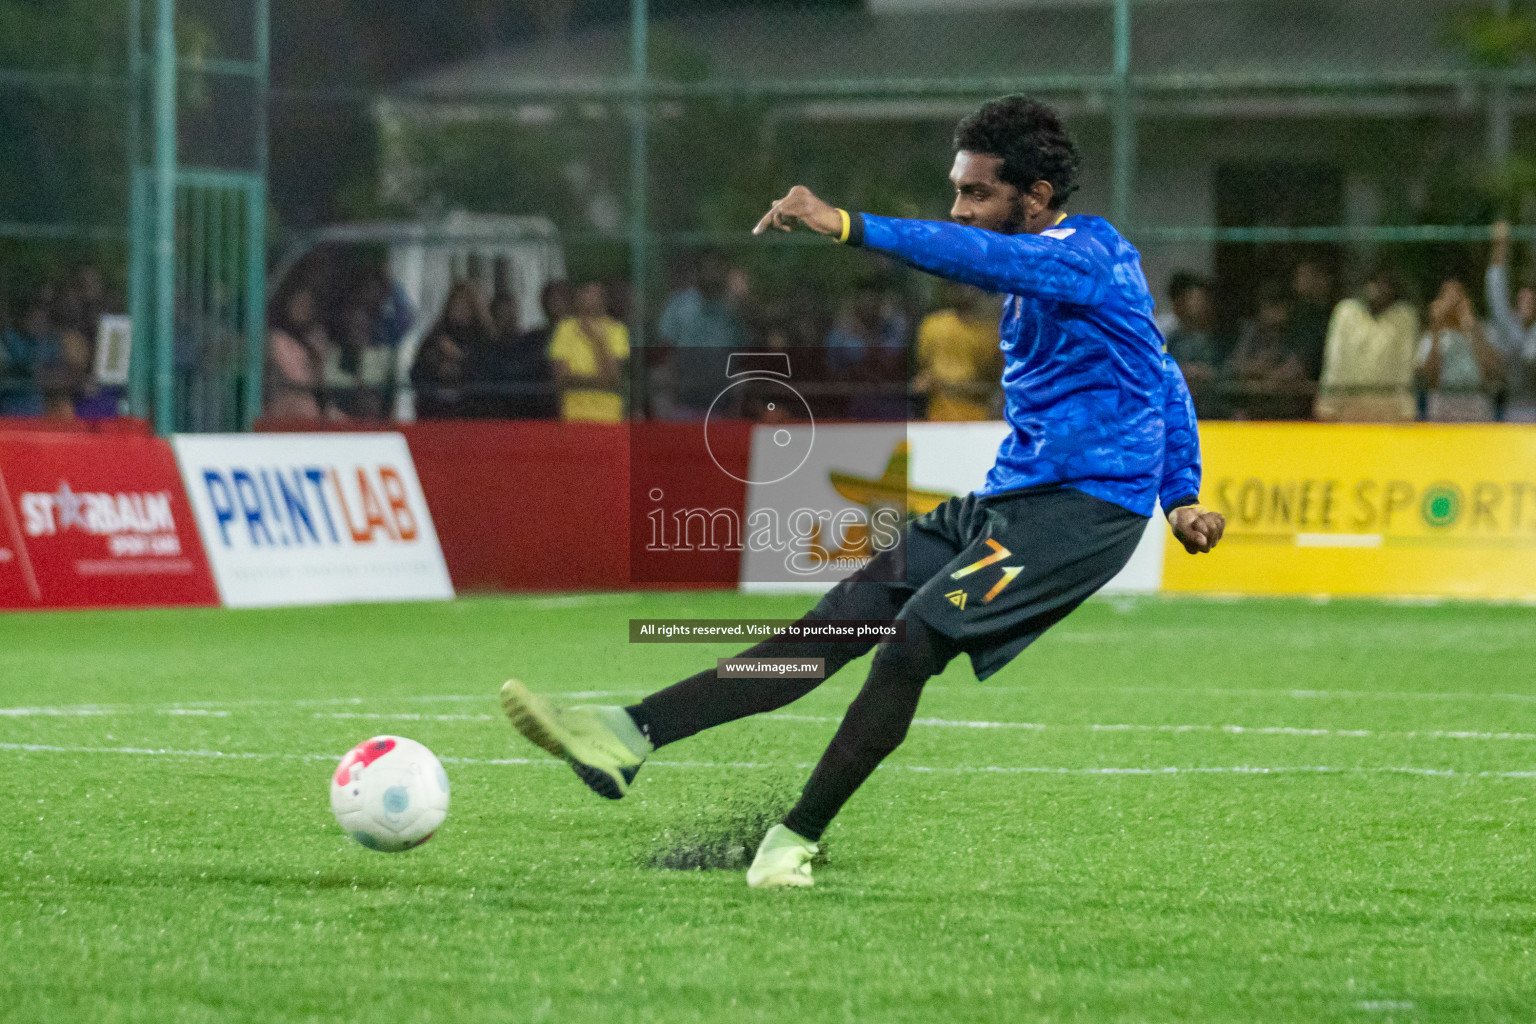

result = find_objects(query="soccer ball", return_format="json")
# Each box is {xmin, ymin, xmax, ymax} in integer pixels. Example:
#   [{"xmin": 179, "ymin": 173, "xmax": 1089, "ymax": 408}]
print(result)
[{"xmin": 330, "ymin": 735, "xmax": 449, "ymax": 852}]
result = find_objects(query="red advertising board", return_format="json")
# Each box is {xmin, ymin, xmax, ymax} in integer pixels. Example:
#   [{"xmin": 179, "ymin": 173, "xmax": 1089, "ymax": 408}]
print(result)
[
  {"xmin": 0, "ymin": 432, "xmax": 218, "ymax": 609},
  {"xmin": 259, "ymin": 419, "xmax": 753, "ymax": 591}
]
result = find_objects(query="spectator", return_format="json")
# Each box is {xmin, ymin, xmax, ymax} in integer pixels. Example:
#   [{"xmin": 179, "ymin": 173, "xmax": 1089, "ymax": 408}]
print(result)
[
  {"xmin": 0, "ymin": 300, "xmax": 19, "ymax": 414},
  {"xmin": 737, "ymin": 311, "xmax": 799, "ymax": 421},
  {"xmin": 264, "ymin": 287, "xmax": 328, "ymax": 420},
  {"xmin": 23, "ymin": 287, "xmax": 85, "ymax": 421},
  {"xmin": 56, "ymin": 266, "xmax": 116, "ymax": 418},
  {"xmin": 519, "ymin": 280, "xmax": 572, "ymax": 352},
  {"xmin": 1287, "ymin": 260, "xmax": 1333, "ymax": 382},
  {"xmin": 548, "ymin": 281, "xmax": 627, "ymax": 423},
  {"xmin": 325, "ymin": 303, "xmax": 383, "ymax": 419},
  {"xmin": 350, "ymin": 270, "xmax": 415, "ymax": 417},
  {"xmin": 757, "ymin": 284, "xmax": 832, "ymax": 397},
  {"xmin": 825, "ymin": 284, "xmax": 908, "ymax": 420},
  {"xmin": 0, "ymin": 298, "xmax": 46, "ymax": 417},
  {"xmin": 37, "ymin": 284, "xmax": 95, "ymax": 419},
  {"xmin": 411, "ymin": 281, "xmax": 492, "ymax": 420},
  {"xmin": 1416, "ymin": 278, "xmax": 1502, "ymax": 422},
  {"xmin": 1223, "ymin": 281, "xmax": 1310, "ymax": 420},
  {"xmin": 1485, "ymin": 221, "xmax": 1536, "ymax": 421},
  {"xmin": 504, "ymin": 280, "xmax": 569, "ymax": 420},
  {"xmin": 359, "ymin": 268, "xmax": 415, "ymax": 355},
  {"xmin": 1159, "ymin": 271, "xmax": 1218, "ymax": 414},
  {"xmin": 655, "ymin": 250, "xmax": 746, "ymax": 419},
  {"xmin": 782, "ymin": 284, "xmax": 829, "ymax": 350},
  {"xmin": 1315, "ymin": 268, "xmax": 1419, "ymax": 422},
  {"xmin": 914, "ymin": 283, "xmax": 1002, "ymax": 421},
  {"xmin": 605, "ymin": 278, "xmax": 635, "ymax": 333},
  {"xmin": 462, "ymin": 288, "xmax": 557, "ymax": 419}
]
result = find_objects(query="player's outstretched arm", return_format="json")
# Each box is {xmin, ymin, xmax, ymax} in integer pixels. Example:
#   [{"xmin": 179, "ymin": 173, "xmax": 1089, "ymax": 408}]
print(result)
[
  {"xmin": 753, "ymin": 186, "xmax": 1107, "ymax": 306},
  {"xmin": 855, "ymin": 216, "xmax": 1107, "ymax": 306}
]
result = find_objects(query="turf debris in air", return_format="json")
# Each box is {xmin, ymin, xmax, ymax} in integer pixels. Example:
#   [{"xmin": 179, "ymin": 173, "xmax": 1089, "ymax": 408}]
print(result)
[{"xmin": 642, "ymin": 775, "xmax": 830, "ymax": 871}]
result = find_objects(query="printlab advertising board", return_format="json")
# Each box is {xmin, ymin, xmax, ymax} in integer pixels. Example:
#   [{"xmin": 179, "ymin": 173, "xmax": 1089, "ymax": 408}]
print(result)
[{"xmin": 171, "ymin": 433, "xmax": 454, "ymax": 608}]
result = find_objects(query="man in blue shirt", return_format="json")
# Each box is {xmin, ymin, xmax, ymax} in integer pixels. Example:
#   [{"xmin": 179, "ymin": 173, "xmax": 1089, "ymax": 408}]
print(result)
[
  {"xmin": 654, "ymin": 249, "xmax": 746, "ymax": 418},
  {"xmin": 499, "ymin": 97, "xmax": 1226, "ymax": 887}
]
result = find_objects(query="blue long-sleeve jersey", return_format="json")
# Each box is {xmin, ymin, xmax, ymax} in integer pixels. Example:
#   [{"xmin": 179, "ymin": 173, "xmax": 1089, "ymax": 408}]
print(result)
[{"xmin": 852, "ymin": 211, "xmax": 1201, "ymax": 518}]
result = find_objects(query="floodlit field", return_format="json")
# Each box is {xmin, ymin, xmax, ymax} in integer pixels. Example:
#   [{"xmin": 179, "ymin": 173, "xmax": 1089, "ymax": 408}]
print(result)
[{"xmin": 2, "ymin": 592, "xmax": 1535, "ymax": 1023}]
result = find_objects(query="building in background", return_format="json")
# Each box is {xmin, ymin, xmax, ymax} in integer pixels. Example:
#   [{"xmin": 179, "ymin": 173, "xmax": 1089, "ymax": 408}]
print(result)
[{"xmin": 376, "ymin": 0, "xmax": 1525, "ymax": 327}]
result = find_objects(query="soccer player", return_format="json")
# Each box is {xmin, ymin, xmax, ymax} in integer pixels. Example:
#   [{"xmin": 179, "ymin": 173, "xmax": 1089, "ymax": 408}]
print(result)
[{"xmin": 499, "ymin": 96, "xmax": 1226, "ymax": 888}]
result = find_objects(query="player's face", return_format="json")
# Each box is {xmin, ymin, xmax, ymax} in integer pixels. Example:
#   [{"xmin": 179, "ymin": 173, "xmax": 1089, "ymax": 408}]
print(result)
[{"xmin": 949, "ymin": 151, "xmax": 1027, "ymax": 234}]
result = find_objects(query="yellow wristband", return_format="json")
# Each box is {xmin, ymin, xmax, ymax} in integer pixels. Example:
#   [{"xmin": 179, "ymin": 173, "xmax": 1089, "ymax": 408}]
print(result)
[{"xmin": 836, "ymin": 208, "xmax": 851, "ymax": 244}]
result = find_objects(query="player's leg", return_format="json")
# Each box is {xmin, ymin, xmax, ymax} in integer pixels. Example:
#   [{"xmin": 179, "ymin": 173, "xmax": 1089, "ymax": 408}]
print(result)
[
  {"xmin": 499, "ymin": 501, "xmax": 970, "ymax": 799},
  {"xmin": 499, "ymin": 543, "xmax": 921, "ymax": 799},
  {"xmin": 748, "ymin": 487, "xmax": 1150, "ymax": 887},
  {"xmin": 622, "ymin": 497, "xmax": 973, "ymax": 750},
  {"xmin": 620, "ymin": 552, "xmax": 911, "ymax": 749},
  {"xmin": 747, "ymin": 614, "xmax": 958, "ymax": 887}
]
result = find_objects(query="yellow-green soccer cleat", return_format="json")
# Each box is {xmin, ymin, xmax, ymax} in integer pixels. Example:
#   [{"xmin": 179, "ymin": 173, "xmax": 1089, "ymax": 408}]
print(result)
[
  {"xmin": 499, "ymin": 680, "xmax": 652, "ymax": 799},
  {"xmin": 746, "ymin": 824, "xmax": 819, "ymax": 888}
]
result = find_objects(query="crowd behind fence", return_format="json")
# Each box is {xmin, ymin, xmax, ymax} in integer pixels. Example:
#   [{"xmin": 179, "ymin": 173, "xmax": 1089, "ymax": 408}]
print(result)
[
  {"xmin": 9, "ymin": 239, "xmax": 1536, "ymax": 428},
  {"xmin": 3, "ymin": 2, "xmax": 1536, "ymax": 432},
  {"xmin": 247, "ymin": 228, "xmax": 1536, "ymax": 428},
  {"xmin": 0, "ymin": 264, "xmax": 125, "ymax": 420}
]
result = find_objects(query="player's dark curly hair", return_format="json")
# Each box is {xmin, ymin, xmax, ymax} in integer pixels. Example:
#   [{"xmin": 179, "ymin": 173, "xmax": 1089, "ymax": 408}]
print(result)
[{"xmin": 954, "ymin": 96, "xmax": 1080, "ymax": 209}]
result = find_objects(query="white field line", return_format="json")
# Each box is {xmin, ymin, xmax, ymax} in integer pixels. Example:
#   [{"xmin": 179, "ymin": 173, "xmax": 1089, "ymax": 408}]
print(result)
[
  {"xmin": 519, "ymin": 593, "xmax": 646, "ymax": 611},
  {"xmin": 319, "ymin": 712, "xmax": 496, "ymax": 722},
  {"xmin": 758, "ymin": 713, "xmax": 1536, "ymax": 743},
  {"xmin": 7, "ymin": 685, "xmax": 1536, "ymax": 716},
  {"xmin": 1, "ymin": 741, "xmax": 1534, "ymax": 780},
  {"xmin": 0, "ymin": 692, "xmax": 645, "ymax": 718},
  {"xmin": 923, "ymin": 685, "xmax": 1536, "ymax": 703},
  {"xmin": 0, "ymin": 706, "xmax": 115, "ymax": 717},
  {"xmin": 8, "ymin": 703, "xmax": 1536, "ymax": 744}
]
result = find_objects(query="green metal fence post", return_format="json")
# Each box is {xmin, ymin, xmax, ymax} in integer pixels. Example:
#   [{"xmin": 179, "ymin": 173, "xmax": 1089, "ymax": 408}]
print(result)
[
  {"xmin": 1489, "ymin": 0, "xmax": 1512, "ymax": 170},
  {"xmin": 629, "ymin": 0, "xmax": 648, "ymax": 419},
  {"xmin": 1110, "ymin": 0, "xmax": 1135, "ymax": 228},
  {"xmin": 243, "ymin": 0, "xmax": 270, "ymax": 429},
  {"xmin": 243, "ymin": 184, "xmax": 265, "ymax": 429},
  {"xmin": 126, "ymin": 0, "xmax": 149, "ymax": 419},
  {"xmin": 152, "ymin": 0, "xmax": 177, "ymax": 436}
]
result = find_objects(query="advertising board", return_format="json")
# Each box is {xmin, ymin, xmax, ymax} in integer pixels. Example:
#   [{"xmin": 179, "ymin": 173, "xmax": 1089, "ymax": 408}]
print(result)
[
  {"xmin": 740, "ymin": 422, "xmax": 1166, "ymax": 594},
  {"xmin": 172, "ymin": 433, "xmax": 453, "ymax": 608},
  {"xmin": 0, "ymin": 432, "xmax": 218, "ymax": 609},
  {"xmin": 1162, "ymin": 423, "xmax": 1536, "ymax": 599}
]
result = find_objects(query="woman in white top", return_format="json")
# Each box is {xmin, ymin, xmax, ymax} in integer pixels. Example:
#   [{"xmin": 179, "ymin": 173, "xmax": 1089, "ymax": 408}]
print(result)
[
  {"xmin": 1315, "ymin": 268, "xmax": 1419, "ymax": 422},
  {"xmin": 1416, "ymin": 279, "xmax": 1503, "ymax": 422}
]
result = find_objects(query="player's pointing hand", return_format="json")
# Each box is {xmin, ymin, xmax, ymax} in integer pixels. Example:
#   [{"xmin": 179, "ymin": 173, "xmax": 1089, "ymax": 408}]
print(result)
[
  {"xmin": 1169, "ymin": 504, "xmax": 1226, "ymax": 555},
  {"xmin": 753, "ymin": 185, "xmax": 844, "ymax": 237}
]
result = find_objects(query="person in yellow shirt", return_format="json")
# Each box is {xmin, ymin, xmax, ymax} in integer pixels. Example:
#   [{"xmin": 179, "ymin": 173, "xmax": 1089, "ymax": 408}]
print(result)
[
  {"xmin": 548, "ymin": 282, "xmax": 628, "ymax": 422},
  {"xmin": 914, "ymin": 284, "xmax": 1002, "ymax": 420}
]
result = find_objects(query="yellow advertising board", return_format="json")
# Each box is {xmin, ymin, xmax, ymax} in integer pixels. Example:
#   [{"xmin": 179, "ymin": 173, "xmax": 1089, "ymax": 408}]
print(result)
[{"xmin": 1161, "ymin": 423, "xmax": 1536, "ymax": 599}]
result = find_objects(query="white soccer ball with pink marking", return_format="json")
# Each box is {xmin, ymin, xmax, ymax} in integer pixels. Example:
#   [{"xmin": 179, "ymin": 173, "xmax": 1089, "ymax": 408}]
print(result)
[{"xmin": 330, "ymin": 735, "xmax": 450, "ymax": 852}]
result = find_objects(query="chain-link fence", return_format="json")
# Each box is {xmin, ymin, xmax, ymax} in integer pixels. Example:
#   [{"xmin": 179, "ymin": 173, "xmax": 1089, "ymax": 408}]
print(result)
[
  {"xmin": 6, "ymin": 0, "xmax": 1536, "ymax": 429},
  {"xmin": 0, "ymin": 0, "xmax": 267, "ymax": 431},
  {"xmin": 0, "ymin": 2, "xmax": 132, "ymax": 418},
  {"xmin": 260, "ymin": 0, "xmax": 1527, "ymax": 430}
]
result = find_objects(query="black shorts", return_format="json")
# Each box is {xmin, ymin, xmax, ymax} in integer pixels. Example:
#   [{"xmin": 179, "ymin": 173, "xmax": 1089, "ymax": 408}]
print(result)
[{"xmin": 894, "ymin": 486, "xmax": 1149, "ymax": 679}]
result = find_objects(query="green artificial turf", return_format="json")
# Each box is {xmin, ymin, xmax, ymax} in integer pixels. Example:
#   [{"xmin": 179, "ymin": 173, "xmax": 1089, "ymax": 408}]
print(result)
[{"xmin": 2, "ymin": 592, "xmax": 1535, "ymax": 1023}]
